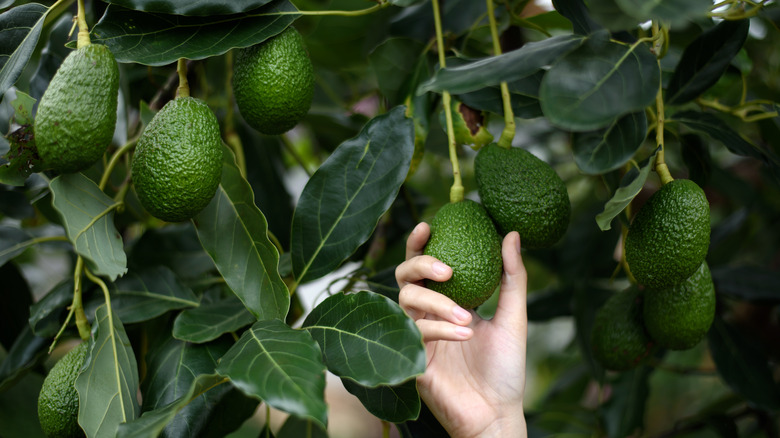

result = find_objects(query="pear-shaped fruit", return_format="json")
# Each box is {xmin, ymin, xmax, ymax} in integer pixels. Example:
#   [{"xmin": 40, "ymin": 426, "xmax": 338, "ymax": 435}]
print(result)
[
  {"xmin": 38, "ymin": 342, "xmax": 89, "ymax": 438},
  {"xmin": 591, "ymin": 286, "xmax": 654, "ymax": 371}
]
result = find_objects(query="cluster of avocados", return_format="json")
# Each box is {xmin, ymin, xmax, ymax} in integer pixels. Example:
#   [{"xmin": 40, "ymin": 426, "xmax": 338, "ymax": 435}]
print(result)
[
  {"xmin": 591, "ymin": 178, "xmax": 714, "ymax": 371},
  {"xmin": 423, "ymin": 142, "xmax": 571, "ymax": 309}
]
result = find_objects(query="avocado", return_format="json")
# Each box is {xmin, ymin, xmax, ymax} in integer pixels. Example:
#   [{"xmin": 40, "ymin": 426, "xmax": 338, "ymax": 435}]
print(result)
[
  {"xmin": 439, "ymin": 99, "xmax": 493, "ymax": 148},
  {"xmin": 591, "ymin": 286, "xmax": 654, "ymax": 371},
  {"xmin": 423, "ymin": 200, "xmax": 503, "ymax": 309},
  {"xmin": 625, "ymin": 179, "xmax": 710, "ymax": 289},
  {"xmin": 232, "ymin": 26, "xmax": 314, "ymax": 135},
  {"xmin": 643, "ymin": 261, "xmax": 716, "ymax": 350},
  {"xmin": 34, "ymin": 44, "xmax": 119, "ymax": 174},
  {"xmin": 131, "ymin": 96, "xmax": 223, "ymax": 222},
  {"xmin": 38, "ymin": 342, "xmax": 89, "ymax": 438},
  {"xmin": 474, "ymin": 143, "xmax": 570, "ymax": 249}
]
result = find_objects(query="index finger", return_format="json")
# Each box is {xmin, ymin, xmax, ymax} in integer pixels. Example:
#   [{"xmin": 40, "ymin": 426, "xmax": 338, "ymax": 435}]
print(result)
[{"xmin": 405, "ymin": 222, "xmax": 431, "ymax": 260}]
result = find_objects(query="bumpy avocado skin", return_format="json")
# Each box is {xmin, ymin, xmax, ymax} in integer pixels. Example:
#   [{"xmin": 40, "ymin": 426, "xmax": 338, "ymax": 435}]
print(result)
[
  {"xmin": 38, "ymin": 342, "xmax": 89, "ymax": 438},
  {"xmin": 131, "ymin": 97, "xmax": 223, "ymax": 222},
  {"xmin": 625, "ymin": 179, "xmax": 710, "ymax": 289},
  {"xmin": 591, "ymin": 286, "xmax": 654, "ymax": 371},
  {"xmin": 643, "ymin": 262, "xmax": 716, "ymax": 350},
  {"xmin": 232, "ymin": 26, "xmax": 314, "ymax": 135},
  {"xmin": 474, "ymin": 143, "xmax": 570, "ymax": 249},
  {"xmin": 423, "ymin": 200, "xmax": 503, "ymax": 309},
  {"xmin": 35, "ymin": 44, "xmax": 119, "ymax": 174}
]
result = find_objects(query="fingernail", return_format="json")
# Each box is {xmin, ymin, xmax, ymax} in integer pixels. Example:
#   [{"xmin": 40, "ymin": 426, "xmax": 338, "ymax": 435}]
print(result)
[
  {"xmin": 432, "ymin": 261, "xmax": 449, "ymax": 276},
  {"xmin": 454, "ymin": 326, "xmax": 472, "ymax": 338},
  {"xmin": 453, "ymin": 306, "xmax": 470, "ymax": 322},
  {"xmin": 515, "ymin": 233, "xmax": 522, "ymax": 254},
  {"xmin": 412, "ymin": 223, "xmax": 424, "ymax": 235}
]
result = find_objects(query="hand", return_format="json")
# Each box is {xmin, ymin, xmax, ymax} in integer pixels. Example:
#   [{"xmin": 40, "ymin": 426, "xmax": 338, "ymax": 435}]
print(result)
[{"xmin": 396, "ymin": 222, "xmax": 528, "ymax": 438}]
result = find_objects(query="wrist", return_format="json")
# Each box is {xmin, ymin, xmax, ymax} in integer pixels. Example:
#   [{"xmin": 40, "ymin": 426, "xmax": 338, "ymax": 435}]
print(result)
[{"xmin": 475, "ymin": 413, "xmax": 526, "ymax": 438}]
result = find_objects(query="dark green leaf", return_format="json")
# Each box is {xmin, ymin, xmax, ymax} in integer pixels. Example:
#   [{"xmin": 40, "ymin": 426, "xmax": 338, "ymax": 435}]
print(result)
[
  {"xmin": 679, "ymin": 133, "xmax": 712, "ymax": 187},
  {"xmin": 615, "ymin": 0, "xmax": 713, "ymax": 27},
  {"xmin": 302, "ymin": 291, "xmax": 425, "ymax": 386},
  {"xmin": 276, "ymin": 415, "xmax": 328, "ymax": 438},
  {"xmin": 173, "ymin": 297, "xmax": 255, "ymax": 343},
  {"xmin": 601, "ymin": 365, "xmax": 653, "ymax": 437},
  {"xmin": 572, "ymin": 287, "xmax": 612, "ymax": 379},
  {"xmin": 369, "ymin": 37, "xmax": 427, "ymax": 107},
  {"xmin": 50, "ymin": 174, "xmax": 127, "ymax": 280},
  {"xmin": 0, "ymin": 324, "xmax": 46, "ymax": 392},
  {"xmin": 0, "ymin": 370, "xmax": 46, "ymax": 437},
  {"xmin": 0, "ymin": 262, "xmax": 32, "ymax": 350},
  {"xmin": 711, "ymin": 265, "xmax": 780, "ymax": 301},
  {"xmin": 111, "ymin": 266, "xmax": 198, "ymax": 323},
  {"xmin": 707, "ymin": 315, "xmax": 780, "ymax": 411},
  {"xmin": 458, "ymin": 70, "xmax": 545, "ymax": 119},
  {"xmin": 216, "ymin": 319, "xmax": 328, "ymax": 427},
  {"xmin": 572, "ymin": 111, "xmax": 647, "ymax": 175},
  {"xmin": 128, "ymin": 223, "xmax": 215, "ymax": 281},
  {"xmin": 417, "ymin": 34, "xmax": 584, "ymax": 95},
  {"xmin": 527, "ymin": 287, "xmax": 574, "ymax": 321},
  {"xmin": 28, "ymin": 280, "xmax": 72, "ymax": 338},
  {"xmin": 92, "ymin": 0, "xmax": 298, "ymax": 66},
  {"xmin": 0, "ymin": 188, "xmax": 34, "ymax": 219},
  {"xmin": 595, "ymin": 149, "xmax": 658, "ymax": 231},
  {"xmin": 342, "ymin": 378, "xmax": 420, "ymax": 423},
  {"xmin": 552, "ymin": 0, "xmax": 603, "ymax": 35},
  {"xmin": 75, "ymin": 304, "xmax": 141, "ymax": 437},
  {"xmin": 29, "ymin": 12, "xmax": 72, "ymax": 101},
  {"xmin": 291, "ymin": 106, "xmax": 414, "ymax": 283},
  {"xmin": 194, "ymin": 145, "xmax": 289, "ymax": 321},
  {"xmin": 587, "ymin": 0, "xmax": 640, "ymax": 31},
  {"xmin": 0, "ymin": 3, "xmax": 48, "ymax": 99},
  {"xmin": 666, "ymin": 20, "xmax": 750, "ymax": 105},
  {"xmin": 0, "ymin": 225, "xmax": 32, "ymax": 267},
  {"xmin": 540, "ymin": 31, "xmax": 660, "ymax": 131},
  {"xmin": 104, "ymin": 0, "xmax": 274, "ymax": 16}
]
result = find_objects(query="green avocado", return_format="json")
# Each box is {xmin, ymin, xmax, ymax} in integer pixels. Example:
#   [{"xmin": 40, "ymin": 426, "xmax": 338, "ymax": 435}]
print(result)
[
  {"xmin": 232, "ymin": 26, "xmax": 314, "ymax": 135},
  {"xmin": 34, "ymin": 44, "xmax": 119, "ymax": 173},
  {"xmin": 131, "ymin": 96, "xmax": 223, "ymax": 222},
  {"xmin": 591, "ymin": 286, "xmax": 654, "ymax": 371},
  {"xmin": 643, "ymin": 261, "xmax": 716, "ymax": 350},
  {"xmin": 423, "ymin": 200, "xmax": 503, "ymax": 309},
  {"xmin": 474, "ymin": 143, "xmax": 570, "ymax": 249},
  {"xmin": 38, "ymin": 342, "xmax": 89, "ymax": 438},
  {"xmin": 625, "ymin": 179, "xmax": 710, "ymax": 289}
]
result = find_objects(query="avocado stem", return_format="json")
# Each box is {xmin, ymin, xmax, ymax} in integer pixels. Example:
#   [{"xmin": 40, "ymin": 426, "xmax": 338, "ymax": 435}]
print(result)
[
  {"xmin": 432, "ymin": 0, "xmax": 464, "ymax": 203},
  {"xmin": 176, "ymin": 58, "xmax": 190, "ymax": 98},
  {"xmin": 76, "ymin": 0, "xmax": 90, "ymax": 48},
  {"xmin": 486, "ymin": 0, "xmax": 515, "ymax": 149},
  {"xmin": 652, "ymin": 22, "xmax": 674, "ymax": 186},
  {"xmin": 72, "ymin": 257, "xmax": 92, "ymax": 341}
]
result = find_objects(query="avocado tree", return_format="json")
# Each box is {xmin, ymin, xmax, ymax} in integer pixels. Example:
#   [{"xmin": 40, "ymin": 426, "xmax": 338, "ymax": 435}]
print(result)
[{"xmin": 1, "ymin": 0, "xmax": 779, "ymax": 436}]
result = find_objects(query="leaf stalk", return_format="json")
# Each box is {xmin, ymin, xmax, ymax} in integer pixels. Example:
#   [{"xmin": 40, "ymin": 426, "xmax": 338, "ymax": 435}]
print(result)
[{"xmin": 486, "ymin": 0, "xmax": 515, "ymax": 149}]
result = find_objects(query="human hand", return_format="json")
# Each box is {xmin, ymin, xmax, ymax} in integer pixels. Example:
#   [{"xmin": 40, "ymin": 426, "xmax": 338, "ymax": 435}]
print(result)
[{"xmin": 395, "ymin": 222, "xmax": 528, "ymax": 438}]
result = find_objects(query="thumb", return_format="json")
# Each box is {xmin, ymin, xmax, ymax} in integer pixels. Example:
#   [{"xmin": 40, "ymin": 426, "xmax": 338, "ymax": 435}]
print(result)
[{"xmin": 493, "ymin": 232, "xmax": 528, "ymax": 332}]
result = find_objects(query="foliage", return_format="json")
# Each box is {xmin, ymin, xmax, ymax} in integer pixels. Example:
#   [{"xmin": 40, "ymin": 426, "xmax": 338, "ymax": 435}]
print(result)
[{"xmin": 1, "ymin": 0, "xmax": 780, "ymax": 436}]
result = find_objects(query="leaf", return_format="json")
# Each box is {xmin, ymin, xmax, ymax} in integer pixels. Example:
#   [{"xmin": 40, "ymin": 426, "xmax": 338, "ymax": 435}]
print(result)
[
  {"xmin": 0, "ymin": 324, "xmax": 46, "ymax": 392},
  {"xmin": 601, "ymin": 365, "xmax": 653, "ymax": 437},
  {"xmin": 92, "ymin": 0, "xmax": 298, "ymax": 66},
  {"xmin": 276, "ymin": 415, "xmax": 328, "ymax": 438},
  {"xmin": 0, "ymin": 369, "xmax": 46, "ymax": 437},
  {"xmin": 104, "ymin": 0, "xmax": 275, "ymax": 16},
  {"xmin": 302, "ymin": 291, "xmax": 426, "ymax": 387},
  {"xmin": 173, "ymin": 297, "xmax": 255, "ymax": 343},
  {"xmin": 587, "ymin": 0, "xmax": 640, "ymax": 31},
  {"xmin": 216, "ymin": 319, "xmax": 328, "ymax": 428},
  {"xmin": 128, "ymin": 223, "xmax": 215, "ymax": 281},
  {"xmin": 540, "ymin": 31, "xmax": 660, "ymax": 131},
  {"xmin": 0, "ymin": 262, "xmax": 32, "ymax": 350},
  {"xmin": 0, "ymin": 120, "xmax": 41, "ymax": 186},
  {"xmin": 458, "ymin": 70, "xmax": 545, "ymax": 119},
  {"xmin": 552, "ymin": 0, "xmax": 603, "ymax": 35},
  {"xmin": 595, "ymin": 149, "xmax": 658, "ymax": 231},
  {"xmin": 29, "ymin": 11, "xmax": 72, "ymax": 101},
  {"xmin": 614, "ymin": 0, "xmax": 713, "ymax": 27},
  {"xmin": 28, "ymin": 280, "xmax": 72, "ymax": 338},
  {"xmin": 711, "ymin": 265, "xmax": 780, "ymax": 302},
  {"xmin": 50, "ymin": 174, "xmax": 127, "ymax": 280},
  {"xmin": 117, "ymin": 374, "xmax": 228, "ymax": 438},
  {"xmin": 0, "ymin": 3, "xmax": 48, "ymax": 99},
  {"xmin": 341, "ymin": 378, "xmax": 421, "ymax": 423},
  {"xmin": 75, "ymin": 304, "xmax": 141, "ymax": 438},
  {"xmin": 291, "ymin": 106, "xmax": 414, "ymax": 283},
  {"xmin": 572, "ymin": 111, "xmax": 648, "ymax": 175},
  {"xmin": 111, "ymin": 266, "xmax": 198, "ymax": 323},
  {"xmin": 194, "ymin": 145, "xmax": 288, "ymax": 321},
  {"xmin": 666, "ymin": 19, "xmax": 750, "ymax": 105},
  {"xmin": 417, "ymin": 34, "xmax": 584, "ymax": 95},
  {"xmin": 369, "ymin": 37, "xmax": 427, "ymax": 107},
  {"xmin": 707, "ymin": 315, "xmax": 780, "ymax": 411},
  {"xmin": 0, "ymin": 225, "xmax": 32, "ymax": 267}
]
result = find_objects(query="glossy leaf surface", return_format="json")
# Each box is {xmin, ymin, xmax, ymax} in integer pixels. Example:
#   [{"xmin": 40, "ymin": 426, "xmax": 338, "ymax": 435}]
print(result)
[
  {"xmin": 342, "ymin": 378, "xmax": 420, "ymax": 423},
  {"xmin": 0, "ymin": 225, "xmax": 32, "ymax": 267},
  {"xmin": 111, "ymin": 266, "xmax": 198, "ymax": 323},
  {"xmin": 0, "ymin": 3, "xmax": 48, "ymax": 98},
  {"xmin": 173, "ymin": 297, "xmax": 255, "ymax": 343},
  {"xmin": 572, "ymin": 111, "xmax": 647, "ymax": 175},
  {"xmin": 104, "ymin": 0, "xmax": 274, "ymax": 16},
  {"xmin": 594, "ymin": 149, "xmax": 658, "ymax": 231}
]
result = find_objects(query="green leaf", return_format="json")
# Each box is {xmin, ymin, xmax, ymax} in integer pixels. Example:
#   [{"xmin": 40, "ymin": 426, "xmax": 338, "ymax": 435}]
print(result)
[
  {"xmin": 341, "ymin": 378, "xmax": 420, "ymax": 423},
  {"xmin": 128, "ymin": 223, "xmax": 215, "ymax": 281},
  {"xmin": 552, "ymin": 0, "xmax": 603, "ymax": 35},
  {"xmin": 173, "ymin": 297, "xmax": 255, "ymax": 343},
  {"xmin": 587, "ymin": 0, "xmax": 640, "ymax": 31},
  {"xmin": 111, "ymin": 266, "xmax": 198, "ymax": 323},
  {"xmin": 92, "ymin": 0, "xmax": 298, "ymax": 66},
  {"xmin": 711, "ymin": 265, "xmax": 780, "ymax": 302},
  {"xmin": 194, "ymin": 145, "xmax": 289, "ymax": 321},
  {"xmin": 369, "ymin": 37, "xmax": 427, "ymax": 107},
  {"xmin": 50, "ymin": 174, "xmax": 127, "ymax": 280},
  {"xmin": 707, "ymin": 315, "xmax": 780, "ymax": 411},
  {"xmin": 0, "ymin": 225, "xmax": 32, "ymax": 267},
  {"xmin": 29, "ymin": 12, "xmax": 72, "ymax": 101},
  {"xmin": 666, "ymin": 20, "xmax": 750, "ymax": 105},
  {"xmin": 572, "ymin": 111, "xmax": 647, "ymax": 175},
  {"xmin": 8, "ymin": 89, "xmax": 34, "ymax": 125},
  {"xmin": 601, "ymin": 365, "xmax": 653, "ymax": 437},
  {"xmin": 276, "ymin": 415, "xmax": 328, "ymax": 438},
  {"xmin": 458, "ymin": 70, "xmax": 545, "ymax": 119},
  {"xmin": 104, "ymin": 0, "xmax": 275, "ymax": 16},
  {"xmin": 0, "ymin": 324, "xmax": 46, "ymax": 392},
  {"xmin": 0, "ymin": 121, "xmax": 41, "ymax": 186},
  {"xmin": 291, "ymin": 106, "xmax": 414, "ymax": 283},
  {"xmin": 75, "ymin": 304, "xmax": 141, "ymax": 437},
  {"xmin": 28, "ymin": 280, "xmax": 72, "ymax": 338},
  {"xmin": 540, "ymin": 31, "xmax": 660, "ymax": 131},
  {"xmin": 0, "ymin": 263, "xmax": 32, "ymax": 350},
  {"xmin": 0, "ymin": 369, "xmax": 46, "ymax": 437},
  {"xmin": 417, "ymin": 34, "xmax": 584, "ymax": 95},
  {"xmin": 614, "ymin": 0, "xmax": 712, "ymax": 27},
  {"xmin": 302, "ymin": 291, "xmax": 425, "ymax": 387},
  {"xmin": 0, "ymin": 3, "xmax": 48, "ymax": 99},
  {"xmin": 594, "ymin": 149, "xmax": 658, "ymax": 231},
  {"xmin": 216, "ymin": 319, "xmax": 328, "ymax": 427}
]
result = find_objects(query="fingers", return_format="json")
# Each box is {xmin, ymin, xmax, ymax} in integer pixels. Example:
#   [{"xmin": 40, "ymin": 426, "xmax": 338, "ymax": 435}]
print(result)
[
  {"xmin": 399, "ymin": 283, "xmax": 473, "ymax": 342},
  {"xmin": 405, "ymin": 222, "xmax": 431, "ymax": 260},
  {"xmin": 395, "ymin": 255, "xmax": 452, "ymax": 288},
  {"xmin": 493, "ymin": 231, "xmax": 528, "ymax": 332}
]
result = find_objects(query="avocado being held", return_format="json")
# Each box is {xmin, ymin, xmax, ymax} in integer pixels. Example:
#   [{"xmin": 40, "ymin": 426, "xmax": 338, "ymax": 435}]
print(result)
[
  {"xmin": 643, "ymin": 261, "xmax": 716, "ymax": 350},
  {"xmin": 474, "ymin": 143, "xmax": 570, "ymax": 249},
  {"xmin": 35, "ymin": 44, "xmax": 119, "ymax": 173},
  {"xmin": 591, "ymin": 286, "xmax": 654, "ymax": 371},
  {"xmin": 131, "ymin": 97, "xmax": 223, "ymax": 222},
  {"xmin": 38, "ymin": 342, "xmax": 89, "ymax": 438},
  {"xmin": 423, "ymin": 200, "xmax": 503, "ymax": 309},
  {"xmin": 232, "ymin": 26, "xmax": 314, "ymax": 135},
  {"xmin": 625, "ymin": 179, "xmax": 710, "ymax": 289}
]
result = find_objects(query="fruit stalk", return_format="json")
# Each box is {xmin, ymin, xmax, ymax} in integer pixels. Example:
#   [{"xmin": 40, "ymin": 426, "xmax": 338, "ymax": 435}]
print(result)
[
  {"xmin": 76, "ymin": 0, "xmax": 90, "ymax": 48},
  {"xmin": 486, "ymin": 0, "xmax": 515, "ymax": 149},
  {"xmin": 651, "ymin": 22, "xmax": 673, "ymax": 186},
  {"xmin": 176, "ymin": 58, "xmax": 190, "ymax": 98},
  {"xmin": 431, "ymin": 0, "xmax": 464, "ymax": 203}
]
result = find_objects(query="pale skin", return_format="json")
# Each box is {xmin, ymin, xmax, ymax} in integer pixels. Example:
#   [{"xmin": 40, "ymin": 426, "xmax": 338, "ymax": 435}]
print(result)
[{"xmin": 395, "ymin": 222, "xmax": 528, "ymax": 438}]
